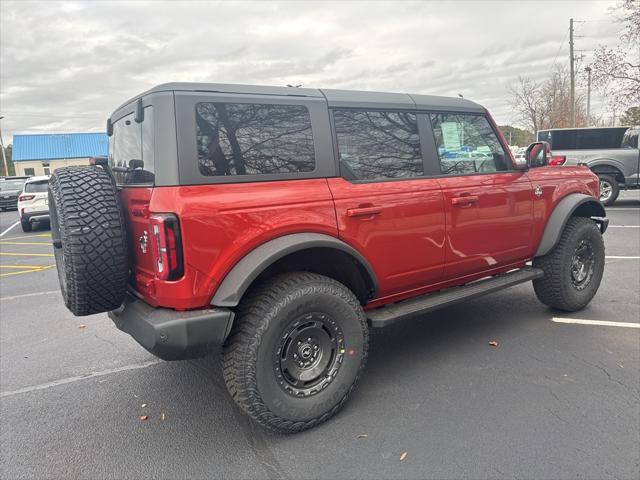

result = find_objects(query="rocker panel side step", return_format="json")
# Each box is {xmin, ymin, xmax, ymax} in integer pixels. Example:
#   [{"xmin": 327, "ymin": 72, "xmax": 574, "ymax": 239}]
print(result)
[{"xmin": 367, "ymin": 267, "xmax": 544, "ymax": 328}]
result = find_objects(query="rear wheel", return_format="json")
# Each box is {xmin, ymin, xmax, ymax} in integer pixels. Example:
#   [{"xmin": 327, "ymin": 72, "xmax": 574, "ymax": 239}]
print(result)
[
  {"xmin": 20, "ymin": 218, "xmax": 32, "ymax": 232},
  {"xmin": 49, "ymin": 166, "xmax": 129, "ymax": 316},
  {"xmin": 533, "ymin": 217, "xmax": 604, "ymax": 311},
  {"xmin": 598, "ymin": 174, "xmax": 619, "ymax": 206},
  {"xmin": 222, "ymin": 272, "xmax": 368, "ymax": 433}
]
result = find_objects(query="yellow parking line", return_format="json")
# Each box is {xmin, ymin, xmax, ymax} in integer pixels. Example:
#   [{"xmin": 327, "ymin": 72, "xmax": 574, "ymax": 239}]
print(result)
[
  {"xmin": 0, "ymin": 241, "xmax": 51, "ymax": 246},
  {"xmin": 0, "ymin": 265, "xmax": 55, "ymax": 277},
  {"xmin": 0, "ymin": 252, "xmax": 54, "ymax": 257},
  {"xmin": 0, "ymin": 233, "xmax": 51, "ymax": 241},
  {"xmin": 0, "ymin": 265, "xmax": 53, "ymax": 269}
]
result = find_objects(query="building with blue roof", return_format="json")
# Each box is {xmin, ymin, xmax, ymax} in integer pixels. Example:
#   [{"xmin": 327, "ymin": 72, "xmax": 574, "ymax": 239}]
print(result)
[{"xmin": 12, "ymin": 132, "xmax": 108, "ymax": 176}]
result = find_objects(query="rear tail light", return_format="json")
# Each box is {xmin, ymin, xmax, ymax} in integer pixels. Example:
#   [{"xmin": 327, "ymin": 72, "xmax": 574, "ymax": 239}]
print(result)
[
  {"xmin": 19, "ymin": 195, "xmax": 35, "ymax": 201},
  {"xmin": 149, "ymin": 213, "xmax": 184, "ymax": 281},
  {"xmin": 549, "ymin": 155, "xmax": 566, "ymax": 166}
]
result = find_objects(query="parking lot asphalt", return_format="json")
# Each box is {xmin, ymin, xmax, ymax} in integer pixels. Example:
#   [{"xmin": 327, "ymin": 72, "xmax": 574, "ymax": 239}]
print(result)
[{"xmin": 1, "ymin": 192, "xmax": 639, "ymax": 480}]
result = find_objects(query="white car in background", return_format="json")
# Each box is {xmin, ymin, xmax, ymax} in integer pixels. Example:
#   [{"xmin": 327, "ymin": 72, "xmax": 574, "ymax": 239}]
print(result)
[{"xmin": 18, "ymin": 175, "xmax": 50, "ymax": 232}]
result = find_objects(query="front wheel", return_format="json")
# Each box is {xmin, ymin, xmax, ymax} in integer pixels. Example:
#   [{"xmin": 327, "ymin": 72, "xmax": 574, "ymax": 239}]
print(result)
[
  {"xmin": 533, "ymin": 217, "xmax": 605, "ymax": 311},
  {"xmin": 598, "ymin": 174, "xmax": 619, "ymax": 206},
  {"xmin": 222, "ymin": 272, "xmax": 369, "ymax": 433}
]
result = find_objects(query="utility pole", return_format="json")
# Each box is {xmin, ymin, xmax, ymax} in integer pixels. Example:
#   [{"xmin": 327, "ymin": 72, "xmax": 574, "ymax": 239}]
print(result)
[
  {"xmin": 0, "ymin": 116, "xmax": 8, "ymax": 176},
  {"xmin": 585, "ymin": 66, "xmax": 592, "ymax": 126},
  {"xmin": 569, "ymin": 18, "xmax": 575, "ymax": 128}
]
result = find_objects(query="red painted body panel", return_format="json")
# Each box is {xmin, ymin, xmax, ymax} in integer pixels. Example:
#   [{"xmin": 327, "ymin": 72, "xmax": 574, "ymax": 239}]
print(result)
[
  {"xmin": 525, "ymin": 165, "xmax": 600, "ymax": 256},
  {"xmin": 124, "ymin": 179, "xmax": 338, "ymax": 309},
  {"xmin": 327, "ymin": 177, "xmax": 446, "ymax": 298},
  {"xmin": 437, "ymin": 172, "xmax": 534, "ymax": 279}
]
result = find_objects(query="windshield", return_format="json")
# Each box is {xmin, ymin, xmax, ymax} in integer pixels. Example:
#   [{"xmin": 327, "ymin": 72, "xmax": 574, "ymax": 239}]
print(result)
[
  {"xmin": 0, "ymin": 180, "xmax": 25, "ymax": 191},
  {"xmin": 24, "ymin": 180, "xmax": 49, "ymax": 193}
]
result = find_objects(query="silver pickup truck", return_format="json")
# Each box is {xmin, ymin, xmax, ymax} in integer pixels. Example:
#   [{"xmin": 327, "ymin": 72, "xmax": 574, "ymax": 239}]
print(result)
[{"xmin": 537, "ymin": 126, "xmax": 639, "ymax": 205}]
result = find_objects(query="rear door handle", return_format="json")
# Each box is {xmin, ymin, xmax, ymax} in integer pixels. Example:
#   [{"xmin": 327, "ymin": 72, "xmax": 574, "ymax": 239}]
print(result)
[
  {"xmin": 451, "ymin": 195, "xmax": 478, "ymax": 206},
  {"xmin": 346, "ymin": 206, "xmax": 382, "ymax": 217}
]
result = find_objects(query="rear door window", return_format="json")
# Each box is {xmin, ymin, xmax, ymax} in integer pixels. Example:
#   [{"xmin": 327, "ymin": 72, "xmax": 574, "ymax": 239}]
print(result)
[
  {"xmin": 108, "ymin": 107, "xmax": 154, "ymax": 185},
  {"xmin": 430, "ymin": 113, "xmax": 510, "ymax": 175},
  {"xmin": 196, "ymin": 103, "xmax": 315, "ymax": 176},
  {"xmin": 333, "ymin": 110, "xmax": 422, "ymax": 181}
]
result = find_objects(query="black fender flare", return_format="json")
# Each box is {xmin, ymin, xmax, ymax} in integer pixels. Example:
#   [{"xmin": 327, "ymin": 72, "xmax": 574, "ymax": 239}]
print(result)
[
  {"xmin": 210, "ymin": 233, "xmax": 378, "ymax": 307},
  {"xmin": 535, "ymin": 193, "xmax": 607, "ymax": 257}
]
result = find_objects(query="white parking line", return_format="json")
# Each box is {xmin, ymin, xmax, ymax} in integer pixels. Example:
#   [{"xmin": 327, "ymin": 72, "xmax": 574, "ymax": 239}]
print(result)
[
  {"xmin": 608, "ymin": 225, "xmax": 640, "ymax": 228},
  {"xmin": 0, "ymin": 360, "xmax": 163, "ymax": 398},
  {"xmin": 0, "ymin": 290, "xmax": 60, "ymax": 301},
  {"xmin": 0, "ymin": 220, "xmax": 20, "ymax": 238},
  {"xmin": 552, "ymin": 317, "xmax": 640, "ymax": 329},
  {"xmin": 606, "ymin": 256, "xmax": 640, "ymax": 259}
]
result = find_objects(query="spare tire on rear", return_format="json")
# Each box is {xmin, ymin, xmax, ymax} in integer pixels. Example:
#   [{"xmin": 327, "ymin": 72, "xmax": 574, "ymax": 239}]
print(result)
[{"xmin": 49, "ymin": 166, "xmax": 129, "ymax": 316}]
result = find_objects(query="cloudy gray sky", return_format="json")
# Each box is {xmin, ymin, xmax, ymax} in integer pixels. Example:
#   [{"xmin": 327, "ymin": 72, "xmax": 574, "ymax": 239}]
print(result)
[{"xmin": 0, "ymin": 0, "xmax": 623, "ymax": 144}]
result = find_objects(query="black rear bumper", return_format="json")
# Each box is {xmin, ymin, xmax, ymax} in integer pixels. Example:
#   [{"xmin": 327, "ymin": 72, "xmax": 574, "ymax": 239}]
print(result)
[
  {"xmin": 23, "ymin": 211, "xmax": 50, "ymax": 223},
  {"xmin": 108, "ymin": 294, "xmax": 234, "ymax": 360}
]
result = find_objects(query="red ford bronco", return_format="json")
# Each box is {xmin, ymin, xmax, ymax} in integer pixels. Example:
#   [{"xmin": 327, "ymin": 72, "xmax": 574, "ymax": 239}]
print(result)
[{"xmin": 49, "ymin": 83, "xmax": 608, "ymax": 433}]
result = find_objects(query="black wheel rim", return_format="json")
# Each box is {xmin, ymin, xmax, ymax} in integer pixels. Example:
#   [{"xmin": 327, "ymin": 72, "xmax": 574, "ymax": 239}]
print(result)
[
  {"xmin": 599, "ymin": 180, "xmax": 612, "ymax": 202},
  {"xmin": 570, "ymin": 240, "xmax": 595, "ymax": 290},
  {"xmin": 275, "ymin": 313, "xmax": 345, "ymax": 398}
]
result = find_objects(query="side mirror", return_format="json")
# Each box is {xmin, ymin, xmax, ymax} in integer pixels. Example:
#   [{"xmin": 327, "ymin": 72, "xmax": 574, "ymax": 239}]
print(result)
[{"xmin": 525, "ymin": 141, "xmax": 551, "ymax": 168}]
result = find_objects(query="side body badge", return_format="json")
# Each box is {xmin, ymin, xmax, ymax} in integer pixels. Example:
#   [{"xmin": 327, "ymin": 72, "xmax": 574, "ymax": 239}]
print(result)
[
  {"xmin": 534, "ymin": 185, "xmax": 543, "ymax": 198},
  {"xmin": 139, "ymin": 230, "xmax": 148, "ymax": 254}
]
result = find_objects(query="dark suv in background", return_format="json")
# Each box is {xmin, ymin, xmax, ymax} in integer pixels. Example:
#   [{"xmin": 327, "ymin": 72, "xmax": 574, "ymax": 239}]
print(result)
[{"xmin": 0, "ymin": 176, "xmax": 28, "ymax": 210}]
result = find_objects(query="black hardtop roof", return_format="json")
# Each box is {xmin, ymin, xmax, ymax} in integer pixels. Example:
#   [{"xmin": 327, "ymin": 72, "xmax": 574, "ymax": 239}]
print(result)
[{"xmin": 113, "ymin": 82, "xmax": 485, "ymax": 116}]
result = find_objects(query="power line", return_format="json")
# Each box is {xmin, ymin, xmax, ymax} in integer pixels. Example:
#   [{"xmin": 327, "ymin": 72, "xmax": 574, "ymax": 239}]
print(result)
[{"xmin": 551, "ymin": 28, "xmax": 569, "ymax": 71}]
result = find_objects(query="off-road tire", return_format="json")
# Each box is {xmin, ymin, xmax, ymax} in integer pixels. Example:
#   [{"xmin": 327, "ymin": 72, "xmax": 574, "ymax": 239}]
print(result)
[
  {"xmin": 49, "ymin": 166, "xmax": 128, "ymax": 316},
  {"xmin": 222, "ymin": 272, "xmax": 369, "ymax": 433},
  {"xmin": 20, "ymin": 218, "xmax": 32, "ymax": 232},
  {"xmin": 533, "ymin": 217, "xmax": 604, "ymax": 312},
  {"xmin": 598, "ymin": 174, "xmax": 619, "ymax": 206}
]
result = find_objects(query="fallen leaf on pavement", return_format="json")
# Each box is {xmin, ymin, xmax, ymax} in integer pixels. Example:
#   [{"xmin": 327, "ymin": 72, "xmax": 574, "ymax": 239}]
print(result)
[
  {"xmin": 400, "ymin": 452, "xmax": 407, "ymax": 461},
  {"xmin": 141, "ymin": 403, "xmax": 147, "ymax": 408},
  {"xmin": 79, "ymin": 325, "xmax": 86, "ymax": 329},
  {"xmin": 356, "ymin": 434, "xmax": 368, "ymax": 438},
  {"xmin": 489, "ymin": 340, "xmax": 499, "ymax": 347},
  {"xmin": 139, "ymin": 415, "xmax": 148, "ymax": 421},
  {"xmin": 160, "ymin": 413, "xmax": 167, "ymax": 421}
]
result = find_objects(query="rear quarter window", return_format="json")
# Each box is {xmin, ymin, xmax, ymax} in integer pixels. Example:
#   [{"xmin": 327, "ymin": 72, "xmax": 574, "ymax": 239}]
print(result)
[
  {"xmin": 195, "ymin": 102, "xmax": 315, "ymax": 176},
  {"xmin": 108, "ymin": 107, "xmax": 155, "ymax": 185}
]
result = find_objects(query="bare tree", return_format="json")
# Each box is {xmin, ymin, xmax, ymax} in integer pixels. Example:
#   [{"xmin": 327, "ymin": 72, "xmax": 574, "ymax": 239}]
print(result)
[
  {"xmin": 509, "ymin": 76, "xmax": 548, "ymax": 132},
  {"xmin": 509, "ymin": 67, "xmax": 587, "ymax": 131},
  {"xmin": 589, "ymin": 0, "xmax": 640, "ymax": 109}
]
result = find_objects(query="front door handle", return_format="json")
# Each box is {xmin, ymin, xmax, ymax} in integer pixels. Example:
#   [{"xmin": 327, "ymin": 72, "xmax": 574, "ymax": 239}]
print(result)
[
  {"xmin": 346, "ymin": 206, "xmax": 382, "ymax": 217},
  {"xmin": 451, "ymin": 195, "xmax": 479, "ymax": 207}
]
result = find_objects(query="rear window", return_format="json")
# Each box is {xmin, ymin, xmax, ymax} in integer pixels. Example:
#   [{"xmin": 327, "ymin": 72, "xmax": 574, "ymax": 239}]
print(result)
[
  {"xmin": 538, "ymin": 128, "xmax": 628, "ymax": 150},
  {"xmin": 0, "ymin": 180, "xmax": 24, "ymax": 191},
  {"xmin": 196, "ymin": 102, "xmax": 315, "ymax": 176},
  {"xmin": 108, "ymin": 107, "xmax": 154, "ymax": 185},
  {"xmin": 24, "ymin": 180, "xmax": 48, "ymax": 193}
]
